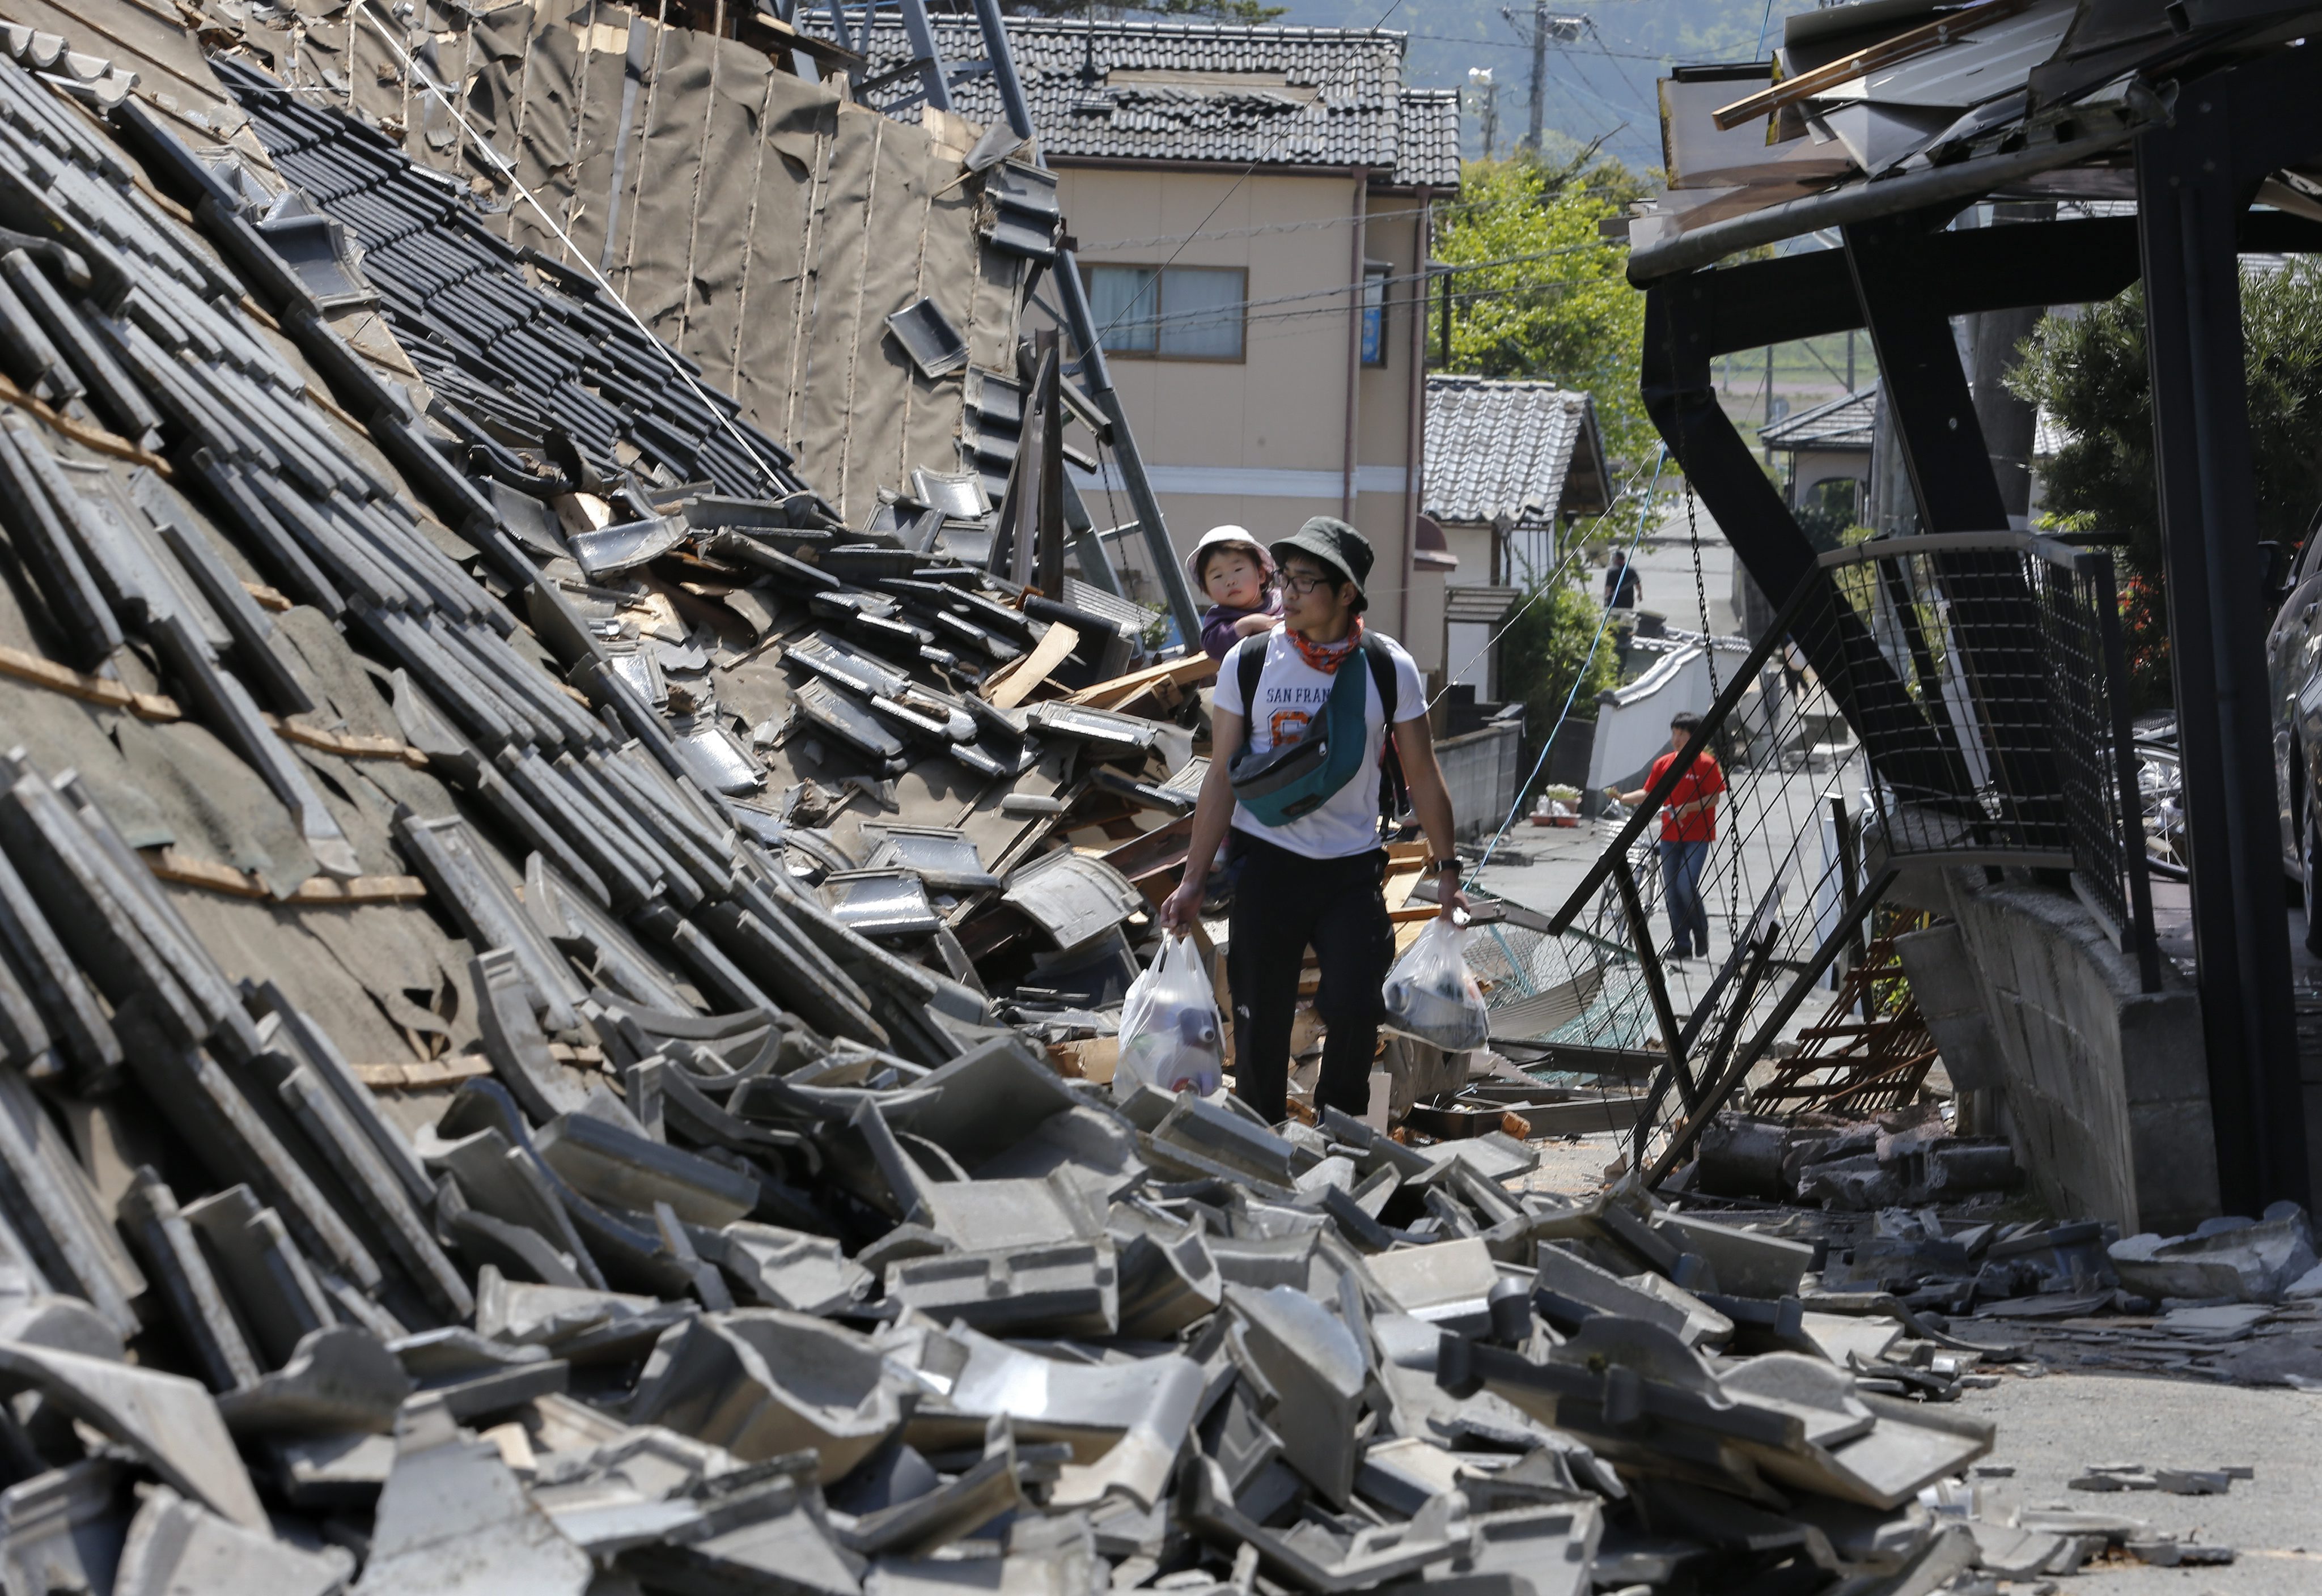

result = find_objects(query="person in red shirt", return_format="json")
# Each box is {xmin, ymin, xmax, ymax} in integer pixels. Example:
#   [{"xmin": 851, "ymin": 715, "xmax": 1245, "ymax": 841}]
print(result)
[{"xmin": 1607, "ymin": 711, "xmax": 1726, "ymax": 961}]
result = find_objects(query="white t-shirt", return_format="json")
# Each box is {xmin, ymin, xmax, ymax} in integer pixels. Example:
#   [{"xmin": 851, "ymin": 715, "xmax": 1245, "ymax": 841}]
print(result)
[{"xmin": 1216, "ymin": 626, "xmax": 1426, "ymax": 860}]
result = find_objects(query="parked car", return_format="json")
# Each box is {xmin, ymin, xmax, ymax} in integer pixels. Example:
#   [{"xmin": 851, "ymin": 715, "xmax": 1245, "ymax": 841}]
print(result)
[{"xmin": 2266, "ymin": 530, "xmax": 2322, "ymax": 948}]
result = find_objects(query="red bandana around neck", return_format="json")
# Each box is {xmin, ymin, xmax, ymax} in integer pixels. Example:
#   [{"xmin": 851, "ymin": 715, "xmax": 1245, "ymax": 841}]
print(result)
[{"xmin": 1288, "ymin": 617, "xmax": 1364, "ymax": 673}]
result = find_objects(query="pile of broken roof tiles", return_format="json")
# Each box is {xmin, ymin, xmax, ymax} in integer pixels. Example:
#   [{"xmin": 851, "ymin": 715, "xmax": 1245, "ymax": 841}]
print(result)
[{"xmin": 0, "ymin": 35, "xmax": 2052, "ymax": 1596}]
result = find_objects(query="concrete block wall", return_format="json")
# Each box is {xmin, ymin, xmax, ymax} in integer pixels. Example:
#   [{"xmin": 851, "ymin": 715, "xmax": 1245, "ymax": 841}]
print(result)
[
  {"xmin": 1906, "ymin": 869, "xmax": 2218, "ymax": 1236},
  {"xmin": 1438, "ymin": 723, "xmax": 1520, "ymax": 840}
]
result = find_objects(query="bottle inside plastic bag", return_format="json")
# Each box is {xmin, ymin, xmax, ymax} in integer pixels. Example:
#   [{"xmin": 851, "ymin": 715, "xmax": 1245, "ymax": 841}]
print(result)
[
  {"xmin": 1382, "ymin": 917, "xmax": 1491, "ymax": 1052},
  {"xmin": 1115, "ymin": 932, "xmax": 1226, "ymax": 1098}
]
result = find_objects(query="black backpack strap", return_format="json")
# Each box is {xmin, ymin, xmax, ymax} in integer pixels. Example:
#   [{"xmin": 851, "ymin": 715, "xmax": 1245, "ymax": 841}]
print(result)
[
  {"xmin": 1236, "ymin": 636, "xmax": 1265, "ymax": 724},
  {"xmin": 1361, "ymin": 631, "xmax": 1397, "ymax": 724},
  {"xmin": 1361, "ymin": 634, "xmax": 1410, "ymax": 836}
]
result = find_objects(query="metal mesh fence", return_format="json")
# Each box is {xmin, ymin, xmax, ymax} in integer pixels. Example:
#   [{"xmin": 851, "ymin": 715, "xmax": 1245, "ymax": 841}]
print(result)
[
  {"xmin": 1480, "ymin": 660, "xmax": 1881, "ymax": 1179},
  {"xmin": 1478, "ymin": 532, "xmax": 2155, "ymax": 1182}
]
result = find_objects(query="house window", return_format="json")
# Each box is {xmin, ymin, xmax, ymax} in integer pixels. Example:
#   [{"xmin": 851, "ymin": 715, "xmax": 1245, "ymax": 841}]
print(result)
[
  {"xmin": 1083, "ymin": 265, "xmax": 1245, "ymax": 360},
  {"xmin": 1360, "ymin": 261, "xmax": 1391, "ymax": 366}
]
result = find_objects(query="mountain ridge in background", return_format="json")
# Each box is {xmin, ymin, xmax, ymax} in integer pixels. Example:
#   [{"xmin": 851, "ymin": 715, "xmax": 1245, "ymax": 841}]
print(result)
[{"xmin": 1269, "ymin": 0, "xmax": 1828, "ymax": 172}]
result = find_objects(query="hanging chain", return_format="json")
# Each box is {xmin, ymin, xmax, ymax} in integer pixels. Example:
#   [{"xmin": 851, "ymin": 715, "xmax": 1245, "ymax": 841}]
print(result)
[
  {"xmin": 1689, "ymin": 481, "xmax": 1719, "ymax": 698},
  {"xmin": 1687, "ymin": 479, "xmax": 1745, "ymax": 940}
]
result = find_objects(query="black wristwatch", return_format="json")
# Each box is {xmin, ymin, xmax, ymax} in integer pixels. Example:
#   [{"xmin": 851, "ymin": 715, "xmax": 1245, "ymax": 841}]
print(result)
[{"xmin": 1429, "ymin": 858, "xmax": 1461, "ymax": 876}]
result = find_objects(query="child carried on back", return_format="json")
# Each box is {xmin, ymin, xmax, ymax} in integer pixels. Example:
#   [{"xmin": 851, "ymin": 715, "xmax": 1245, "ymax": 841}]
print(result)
[{"xmin": 1188, "ymin": 525, "xmax": 1283, "ymax": 661}]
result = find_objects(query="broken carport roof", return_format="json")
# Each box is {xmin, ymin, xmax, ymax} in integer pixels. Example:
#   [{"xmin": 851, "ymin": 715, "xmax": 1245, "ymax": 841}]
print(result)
[
  {"xmin": 1628, "ymin": 0, "xmax": 2322, "ymax": 1219},
  {"xmin": 0, "ymin": 1, "xmax": 2198, "ymax": 1592},
  {"xmin": 1628, "ymin": 0, "xmax": 2322, "ymax": 281}
]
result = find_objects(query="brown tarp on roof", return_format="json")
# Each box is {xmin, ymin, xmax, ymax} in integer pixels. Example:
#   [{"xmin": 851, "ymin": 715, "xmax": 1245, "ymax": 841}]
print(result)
[{"xmin": 213, "ymin": 0, "xmax": 1024, "ymax": 526}]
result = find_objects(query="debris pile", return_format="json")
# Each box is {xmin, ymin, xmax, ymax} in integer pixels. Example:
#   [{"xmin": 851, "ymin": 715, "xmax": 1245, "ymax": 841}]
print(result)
[
  {"xmin": 0, "ymin": 21, "xmax": 2251, "ymax": 1596},
  {"xmin": 2110, "ymin": 1203, "xmax": 2319, "ymax": 1305},
  {"xmin": 1693, "ymin": 1106, "xmax": 2024, "ymax": 1213},
  {"xmin": 1932, "ymin": 1483, "xmax": 2239, "ymax": 1578}
]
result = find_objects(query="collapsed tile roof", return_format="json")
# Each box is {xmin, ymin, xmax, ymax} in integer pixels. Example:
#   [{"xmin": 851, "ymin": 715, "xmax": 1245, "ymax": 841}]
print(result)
[
  {"xmin": 0, "ymin": 6, "xmax": 2130, "ymax": 1593},
  {"xmin": 198, "ymin": 0, "xmax": 1044, "ymax": 528},
  {"xmin": 1422, "ymin": 376, "xmax": 1611, "ymax": 529},
  {"xmin": 857, "ymin": 17, "xmax": 1464, "ymax": 188},
  {"xmin": 211, "ymin": 56, "xmax": 806, "ymax": 507}
]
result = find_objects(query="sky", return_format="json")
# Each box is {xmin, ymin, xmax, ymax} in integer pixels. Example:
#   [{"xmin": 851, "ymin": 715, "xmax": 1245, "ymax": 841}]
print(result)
[{"xmin": 1270, "ymin": 0, "xmax": 1831, "ymax": 174}]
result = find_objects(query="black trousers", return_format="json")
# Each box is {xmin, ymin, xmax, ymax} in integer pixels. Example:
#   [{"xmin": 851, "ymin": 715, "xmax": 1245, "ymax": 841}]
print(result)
[{"xmin": 1226, "ymin": 834, "xmax": 1395, "ymax": 1124}]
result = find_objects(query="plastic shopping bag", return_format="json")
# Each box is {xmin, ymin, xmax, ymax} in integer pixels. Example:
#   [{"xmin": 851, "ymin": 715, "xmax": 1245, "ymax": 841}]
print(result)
[
  {"xmin": 1382, "ymin": 917, "xmax": 1491, "ymax": 1052},
  {"xmin": 1115, "ymin": 933, "xmax": 1225, "ymax": 1098}
]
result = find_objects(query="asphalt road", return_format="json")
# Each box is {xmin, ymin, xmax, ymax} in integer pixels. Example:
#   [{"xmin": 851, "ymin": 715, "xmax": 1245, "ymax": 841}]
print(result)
[{"xmin": 1954, "ymin": 1370, "xmax": 2322, "ymax": 1593}]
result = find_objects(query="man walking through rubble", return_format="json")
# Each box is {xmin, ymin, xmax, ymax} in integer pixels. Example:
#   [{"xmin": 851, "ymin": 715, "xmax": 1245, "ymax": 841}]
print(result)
[{"xmin": 1160, "ymin": 517, "xmax": 1471, "ymax": 1124}]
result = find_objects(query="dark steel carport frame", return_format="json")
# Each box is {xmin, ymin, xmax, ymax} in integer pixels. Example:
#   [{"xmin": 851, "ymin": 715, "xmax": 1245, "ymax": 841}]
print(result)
[{"xmin": 1630, "ymin": 42, "xmax": 2322, "ymax": 1217}]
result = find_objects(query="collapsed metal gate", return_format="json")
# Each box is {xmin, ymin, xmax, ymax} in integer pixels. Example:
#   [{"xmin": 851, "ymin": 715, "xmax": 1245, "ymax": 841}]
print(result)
[{"xmin": 1492, "ymin": 532, "xmax": 2156, "ymax": 1183}]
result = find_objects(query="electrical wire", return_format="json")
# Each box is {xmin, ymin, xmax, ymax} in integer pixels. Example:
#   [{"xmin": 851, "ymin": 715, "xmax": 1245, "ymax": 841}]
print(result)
[
  {"xmin": 1471, "ymin": 445, "xmax": 1667, "ymax": 878},
  {"xmin": 1584, "ymin": 18, "xmax": 1656, "ymax": 111},
  {"xmin": 1073, "ymin": 180, "xmax": 1647, "ymax": 253},
  {"xmin": 1407, "ymin": 29, "xmax": 1676, "ymax": 62},
  {"xmin": 1185, "ymin": 269, "xmax": 1633, "ymax": 338},
  {"xmin": 1426, "ymin": 540, "xmax": 1591, "ymax": 712},
  {"xmin": 1095, "ymin": 237, "xmax": 1622, "ymax": 334},
  {"xmin": 1423, "ymin": 444, "xmax": 1672, "ymax": 711},
  {"xmin": 1084, "ymin": 0, "xmax": 1410, "ymax": 344}
]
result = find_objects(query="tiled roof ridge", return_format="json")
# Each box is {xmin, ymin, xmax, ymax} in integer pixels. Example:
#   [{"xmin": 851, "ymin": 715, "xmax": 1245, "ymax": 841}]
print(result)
[
  {"xmin": 903, "ymin": 14, "xmax": 1412, "ymax": 47},
  {"xmin": 853, "ymin": 10, "xmax": 1455, "ymax": 183},
  {"xmin": 1427, "ymin": 373, "xmax": 1591, "ymax": 396}
]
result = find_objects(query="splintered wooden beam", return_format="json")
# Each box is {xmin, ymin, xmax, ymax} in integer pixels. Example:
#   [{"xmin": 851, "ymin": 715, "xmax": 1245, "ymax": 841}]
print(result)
[
  {"xmin": 1711, "ymin": 0, "xmax": 2038, "ymax": 130},
  {"xmin": 143, "ymin": 847, "xmax": 427, "ymax": 905},
  {"xmin": 0, "ymin": 643, "xmax": 180, "ymax": 719},
  {"xmin": 263, "ymin": 716, "xmax": 430, "ymax": 766},
  {"xmin": 1063, "ymin": 651, "xmax": 1220, "ymax": 711},
  {"xmin": 353, "ymin": 1057, "xmax": 492, "ymax": 1090},
  {"xmin": 982, "ymin": 622, "xmax": 1079, "ymax": 708}
]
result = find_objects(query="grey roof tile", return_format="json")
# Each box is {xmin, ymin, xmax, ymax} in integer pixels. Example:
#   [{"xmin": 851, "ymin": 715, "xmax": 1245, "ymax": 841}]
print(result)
[
  {"xmin": 1423, "ymin": 375, "xmax": 1607, "ymax": 527},
  {"xmin": 1395, "ymin": 88, "xmax": 1462, "ymax": 189}
]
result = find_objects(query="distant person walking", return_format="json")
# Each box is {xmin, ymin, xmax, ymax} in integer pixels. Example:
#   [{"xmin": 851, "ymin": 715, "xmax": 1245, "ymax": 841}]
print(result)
[
  {"xmin": 1607, "ymin": 712, "xmax": 1725, "ymax": 961},
  {"xmin": 1604, "ymin": 549, "xmax": 1641, "ymax": 610}
]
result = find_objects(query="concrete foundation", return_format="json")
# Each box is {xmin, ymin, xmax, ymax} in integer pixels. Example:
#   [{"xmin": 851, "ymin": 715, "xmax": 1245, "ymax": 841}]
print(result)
[{"xmin": 1893, "ymin": 868, "xmax": 2218, "ymax": 1236}]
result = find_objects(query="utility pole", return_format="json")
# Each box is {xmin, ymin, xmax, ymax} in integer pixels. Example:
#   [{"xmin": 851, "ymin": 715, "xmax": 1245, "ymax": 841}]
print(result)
[
  {"xmin": 1762, "ymin": 343, "xmax": 1776, "ymax": 466},
  {"xmin": 1846, "ymin": 328, "xmax": 1856, "ymax": 391},
  {"xmin": 969, "ymin": 0, "xmax": 1201, "ymax": 642},
  {"xmin": 1498, "ymin": 9, "xmax": 1583, "ymax": 157},
  {"xmin": 1527, "ymin": 0, "xmax": 1547, "ymax": 152},
  {"xmin": 1468, "ymin": 68, "xmax": 1498, "ymax": 159}
]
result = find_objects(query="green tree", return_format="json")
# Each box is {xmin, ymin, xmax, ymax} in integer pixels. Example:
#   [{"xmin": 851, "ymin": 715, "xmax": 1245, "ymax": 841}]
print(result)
[
  {"xmin": 2007, "ymin": 264, "xmax": 2322, "ymax": 707},
  {"xmin": 1433, "ymin": 151, "xmax": 1659, "ymax": 533}
]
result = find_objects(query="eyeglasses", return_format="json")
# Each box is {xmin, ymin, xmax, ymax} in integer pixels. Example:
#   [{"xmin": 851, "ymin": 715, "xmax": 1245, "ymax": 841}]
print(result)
[{"xmin": 1280, "ymin": 570, "xmax": 1337, "ymax": 596}]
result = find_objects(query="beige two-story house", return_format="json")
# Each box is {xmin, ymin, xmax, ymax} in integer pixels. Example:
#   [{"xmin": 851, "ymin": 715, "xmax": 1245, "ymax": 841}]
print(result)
[{"xmin": 866, "ymin": 18, "xmax": 1461, "ymax": 670}]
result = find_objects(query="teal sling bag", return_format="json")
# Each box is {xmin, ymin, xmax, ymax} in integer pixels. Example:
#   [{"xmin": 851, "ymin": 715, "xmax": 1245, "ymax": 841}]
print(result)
[{"xmin": 1228, "ymin": 634, "xmax": 1397, "ymax": 825}]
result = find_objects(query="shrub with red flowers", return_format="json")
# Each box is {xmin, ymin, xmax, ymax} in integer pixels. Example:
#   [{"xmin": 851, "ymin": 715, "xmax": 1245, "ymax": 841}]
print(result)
[{"xmin": 2118, "ymin": 574, "xmax": 2171, "ymax": 714}]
